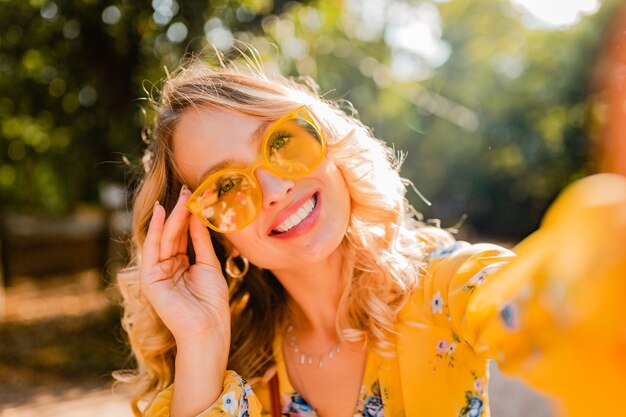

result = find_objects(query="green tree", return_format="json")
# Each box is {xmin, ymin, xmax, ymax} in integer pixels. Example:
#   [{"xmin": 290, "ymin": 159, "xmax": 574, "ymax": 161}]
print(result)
[{"xmin": 1, "ymin": 0, "xmax": 620, "ymax": 240}]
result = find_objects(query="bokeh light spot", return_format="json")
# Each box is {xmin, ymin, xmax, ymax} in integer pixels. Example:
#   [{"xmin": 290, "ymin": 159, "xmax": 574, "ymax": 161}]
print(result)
[
  {"xmin": 40, "ymin": 2, "xmax": 58, "ymax": 20},
  {"xmin": 40, "ymin": 65, "xmax": 58, "ymax": 83},
  {"xmin": 34, "ymin": 136, "xmax": 51, "ymax": 153},
  {"xmin": 236, "ymin": 5, "xmax": 256, "ymax": 23},
  {"xmin": 359, "ymin": 56, "xmax": 378, "ymax": 77},
  {"xmin": 282, "ymin": 37, "xmax": 308, "ymax": 59},
  {"xmin": 510, "ymin": 0, "xmax": 600, "ymax": 28},
  {"xmin": 63, "ymin": 20, "xmax": 81, "ymax": 39},
  {"xmin": 166, "ymin": 22, "xmax": 188, "ymax": 43},
  {"xmin": 296, "ymin": 56, "xmax": 316, "ymax": 76},
  {"xmin": 49, "ymin": 78, "xmax": 67, "ymax": 97},
  {"xmin": 152, "ymin": 0, "xmax": 179, "ymax": 26},
  {"xmin": 22, "ymin": 49, "xmax": 45, "ymax": 73},
  {"xmin": 204, "ymin": 18, "xmax": 234, "ymax": 51},
  {"xmin": 62, "ymin": 93, "xmax": 79, "ymax": 114},
  {"xmin": 373, "ymin": 65, "xmax": 392, "ymax": 87},
  {"xmin": 102, "ymin": 5, "xmax": 122, "ymax": 25},
  {"xmin": 79, "ymin": 85, "xmax": 98, "ymax": 107},
  {"xmin": 2, "ymin": 118, "xmax": 21, "ymax": 139},
  {"xmin": 299, "ymin": 7, "xmax": 322, "ymax": 31}
]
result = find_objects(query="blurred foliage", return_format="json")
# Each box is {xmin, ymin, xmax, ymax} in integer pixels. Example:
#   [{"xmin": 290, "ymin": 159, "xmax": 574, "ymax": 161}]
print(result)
[{"xmin": 0, "ymin": 0, "xmax": 622, "ymax": 236}]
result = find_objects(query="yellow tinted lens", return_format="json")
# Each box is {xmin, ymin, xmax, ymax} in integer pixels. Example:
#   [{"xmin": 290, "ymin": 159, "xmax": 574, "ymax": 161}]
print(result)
[
  {"xmin": 265, "ymin": 116, "xmax": 324, "ymax": 177},
  {"xmin": 188, "ymin": 172, "xmax": 260, "ymax": 232}
]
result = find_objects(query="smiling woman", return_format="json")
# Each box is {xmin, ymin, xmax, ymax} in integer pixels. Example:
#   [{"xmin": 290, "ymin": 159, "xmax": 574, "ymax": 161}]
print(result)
[{"xmin": 115, "ymin": 50, "xmax": 626, "ymax": 417}]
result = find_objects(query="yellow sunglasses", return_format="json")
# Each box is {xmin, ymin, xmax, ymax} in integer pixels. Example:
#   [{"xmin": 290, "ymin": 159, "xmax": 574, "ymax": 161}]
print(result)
[{"xmin": 186, "ymin": 106, "xmax": 326, "ymax": 233}]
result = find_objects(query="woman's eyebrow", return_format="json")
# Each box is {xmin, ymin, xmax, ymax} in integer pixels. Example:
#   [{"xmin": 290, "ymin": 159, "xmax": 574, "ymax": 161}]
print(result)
[{"xmin": 196, "ymin": 120, "xmax": 271, "ymax": 185}]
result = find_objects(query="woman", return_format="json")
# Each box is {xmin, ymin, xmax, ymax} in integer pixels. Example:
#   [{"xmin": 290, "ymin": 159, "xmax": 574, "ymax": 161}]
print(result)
[{"xmin": 117, "ymin": 53, "xmax": 626, "ymax": 417}]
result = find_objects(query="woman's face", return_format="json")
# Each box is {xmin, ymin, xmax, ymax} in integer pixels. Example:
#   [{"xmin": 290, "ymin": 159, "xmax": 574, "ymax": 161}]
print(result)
[{"xmin": 172, "ymin": 106, "xmax": 351, "ymax": 271}]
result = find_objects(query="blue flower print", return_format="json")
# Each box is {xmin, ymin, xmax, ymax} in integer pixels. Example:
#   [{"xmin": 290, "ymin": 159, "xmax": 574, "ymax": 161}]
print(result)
[
  {"xmin": 288, "ymin": 393, "xmax": 315, "ymax": 414},
  {"xmin": 500, "ymin": 302, "xmax": 519, "ymax": 330},
  {"xmin": 468, "ymin": 395, "xmax": 483, "ymax": 417},
  {"xmin": 428, "ymin": 242, "xmax": 465, "ymax": 261},
  {"xmin": 237, "ymin": 389, "xmax": 249, "ymax": 417},
  {"xmin": 463, "ymin": 262, "xmax": 507, "ymax": 293},
  {"xmin": 459, "ymin": 372, "xmax": 485, "ymax": 417},
  {"xmin": 363, "ymin": 395, "xmax": 384, "ymax": 417},
  {"xmin": 221, "ymin": 391, "xmax": 238, "ymax": 413}
]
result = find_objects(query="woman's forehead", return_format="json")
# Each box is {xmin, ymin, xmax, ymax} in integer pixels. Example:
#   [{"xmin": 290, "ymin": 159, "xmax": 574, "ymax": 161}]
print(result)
[{"xmin": 172, "ymin": 107, "xmax": 265, "ymax": 186}]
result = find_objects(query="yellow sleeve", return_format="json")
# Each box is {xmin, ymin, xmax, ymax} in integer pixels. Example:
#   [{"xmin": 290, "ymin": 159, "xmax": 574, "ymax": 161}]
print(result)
[
  {"xmin": 143, "ymin": 370, "xmax": 263, "ymax": 417},
  {"xmin": 425, "ymin": 173, "xmax": 626, "ymax": 417}
]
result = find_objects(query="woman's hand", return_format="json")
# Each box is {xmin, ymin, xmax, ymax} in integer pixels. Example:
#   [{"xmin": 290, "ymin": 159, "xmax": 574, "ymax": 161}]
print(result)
[
  {"xmin": 140, "ymin": 186, "xmax": 232, "ymax": 416},
  {"xmin": 139, "ymin": 186, "xmax": 230, "ymax": 345}
]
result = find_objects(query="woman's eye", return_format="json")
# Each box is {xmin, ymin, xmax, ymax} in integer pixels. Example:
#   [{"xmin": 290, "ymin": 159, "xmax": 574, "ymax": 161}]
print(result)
[
  {"xmin": 217, "ymin": 178, "xmax": 241, "ymax": 197},
  {"xmin": 270, "ymin": 133, "xmax": 292, "ymax": 150}
]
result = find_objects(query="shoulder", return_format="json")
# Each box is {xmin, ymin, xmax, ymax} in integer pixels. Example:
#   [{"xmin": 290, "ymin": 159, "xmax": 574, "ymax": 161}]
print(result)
[{"xmin": 398, "ymin": 240, "xmax": 515, "ymax": 319}]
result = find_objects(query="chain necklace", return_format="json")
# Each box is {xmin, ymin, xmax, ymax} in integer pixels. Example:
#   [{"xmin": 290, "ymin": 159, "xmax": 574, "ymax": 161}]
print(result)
[{"xmin": 285, "ymin": 323, "xmax": 342, "ymax": 368}]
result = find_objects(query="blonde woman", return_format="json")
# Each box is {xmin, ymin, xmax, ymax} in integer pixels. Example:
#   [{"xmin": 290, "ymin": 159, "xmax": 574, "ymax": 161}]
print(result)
[{"xmin": 117, "ymin": 54, "xmax": 626, "ymax": 417}]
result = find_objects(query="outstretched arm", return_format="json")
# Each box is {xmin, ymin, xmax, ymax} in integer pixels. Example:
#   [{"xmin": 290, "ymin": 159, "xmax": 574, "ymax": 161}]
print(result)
[{"xmin": 422, "ymin": 174, "xmax": 626, "ymax": 417}]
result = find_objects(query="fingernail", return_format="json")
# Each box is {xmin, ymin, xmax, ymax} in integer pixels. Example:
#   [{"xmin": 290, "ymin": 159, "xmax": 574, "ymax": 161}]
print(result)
[
  {"xmin": 180, "ymin": 184, "xmax": 188, "ymax": 196},
  {"xmin": 154, "ymin": 200, "xmax": 160, "ymax": 211}
]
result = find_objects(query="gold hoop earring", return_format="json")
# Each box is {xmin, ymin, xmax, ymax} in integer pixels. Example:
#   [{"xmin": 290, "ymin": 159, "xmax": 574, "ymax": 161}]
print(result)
[{"xmin": 225, "ymin": 254, "xmax": 249, "ymax": 279}]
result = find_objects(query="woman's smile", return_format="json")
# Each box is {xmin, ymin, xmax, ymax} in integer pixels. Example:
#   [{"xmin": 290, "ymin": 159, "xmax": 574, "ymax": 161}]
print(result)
[{"xmin": 268, "ymin": 191, "xmax": 321, "ymax": 238}]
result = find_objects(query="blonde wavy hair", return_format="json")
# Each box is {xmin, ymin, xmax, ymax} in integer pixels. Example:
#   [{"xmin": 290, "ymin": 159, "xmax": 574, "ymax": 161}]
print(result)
[{"xmin": 116, "ymin": 51, "xmax": 454, "ymax": 416}]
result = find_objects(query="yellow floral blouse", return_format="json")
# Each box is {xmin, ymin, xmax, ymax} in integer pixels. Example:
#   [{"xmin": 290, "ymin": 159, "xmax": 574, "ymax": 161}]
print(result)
[
  {"xmin": 273, "ymin": 334, "xmax": 385, "ymax": 416},
  {"xmin": 144, "ymin": 173, "xmax": 626, "ymax": 417}
]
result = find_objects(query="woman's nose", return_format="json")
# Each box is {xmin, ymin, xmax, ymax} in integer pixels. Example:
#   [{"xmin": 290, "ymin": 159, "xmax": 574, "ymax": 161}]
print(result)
[{"xmin": 255, "ymin": 167, "xmax": 294, "ymax": 208}]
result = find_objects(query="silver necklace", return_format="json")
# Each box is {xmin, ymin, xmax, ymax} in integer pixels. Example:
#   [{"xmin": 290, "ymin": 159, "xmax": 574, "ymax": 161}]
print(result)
[{"xmin": 285, "ymin": 323, "xmax": 341, "ymax": 368}]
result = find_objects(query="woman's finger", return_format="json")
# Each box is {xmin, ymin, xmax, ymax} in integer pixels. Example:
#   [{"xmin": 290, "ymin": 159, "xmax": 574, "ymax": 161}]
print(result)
[
  {"xmin": 142, "ymin": 254, "xmax": 188, "ymax": 303},
  {"xmin": 155, "ymin": 253, "xmax": 188, "ymax": 283},
  {"xmin": 176, "ymin": 215, "xmax": 190, "ymax": 255},
  {"xmin": 160, "ymin": 187, "xmax": 191, "ymax": 260},
  {"xmin": 142, "ymin": 201, "xmax": 165, "ymax": 269},
  {"xmin": 189, "ymin": 215, "xmax": 220, "ymax": 268}
]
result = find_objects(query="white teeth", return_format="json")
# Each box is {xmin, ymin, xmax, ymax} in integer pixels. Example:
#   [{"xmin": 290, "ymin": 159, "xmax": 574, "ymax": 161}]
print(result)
[{"xmin": 274, "ymin": 196, "xmax": 316, "ymax": 233}]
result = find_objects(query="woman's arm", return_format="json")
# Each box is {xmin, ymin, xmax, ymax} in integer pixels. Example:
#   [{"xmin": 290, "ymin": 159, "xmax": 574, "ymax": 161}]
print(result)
[
  {"xmin": 422, "ymin": 174, "xmax": 626, "ymax": 417},
  {"xmin": 170, "ymin": 335, "xmax": 230, "ymax": 417}
]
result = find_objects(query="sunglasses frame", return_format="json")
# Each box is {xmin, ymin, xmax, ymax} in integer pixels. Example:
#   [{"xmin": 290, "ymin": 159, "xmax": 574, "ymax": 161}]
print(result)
[{"xmin": 186, "ymin": 106, "xmax": 326, "ymax": 233}]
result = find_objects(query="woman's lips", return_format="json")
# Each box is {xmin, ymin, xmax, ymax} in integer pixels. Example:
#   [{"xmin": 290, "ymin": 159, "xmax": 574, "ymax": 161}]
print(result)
[
  {"xmin": 267, "ymin": 191, "xmax": 317, "ymax": 233},
  {"xmin": 268, "ymin": 192, "xmax": 321, "ymax": 239}
]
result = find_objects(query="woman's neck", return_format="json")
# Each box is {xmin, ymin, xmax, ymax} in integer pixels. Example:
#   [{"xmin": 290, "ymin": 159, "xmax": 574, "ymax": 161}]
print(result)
[{"xmin": 272, "ymin": 247, "xmax": 345, "ymax": 336}]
